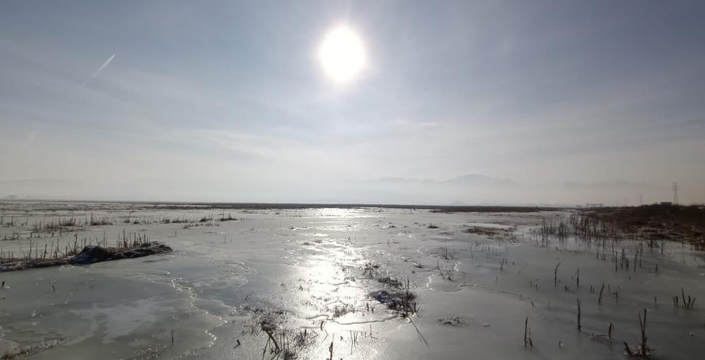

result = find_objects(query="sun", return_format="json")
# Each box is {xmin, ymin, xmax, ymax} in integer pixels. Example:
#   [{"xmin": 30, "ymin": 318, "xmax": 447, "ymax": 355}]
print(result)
[{"xmin": 318, "ymin": 25, "xmax": 366, "ymax": 83}]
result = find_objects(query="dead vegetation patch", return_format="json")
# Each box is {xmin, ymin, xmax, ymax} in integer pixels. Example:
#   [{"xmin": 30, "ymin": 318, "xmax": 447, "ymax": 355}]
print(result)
[
  {"xmin": 586, "ymin": 204, "xmax": 705, "ymax": 247},
  {"xmin": 438, "ymin": 316, "xmax": 464, "ymax": 326},
  {"xmin": 244, "ymin": 310, "xmax": 318, "ymax": 360},
  {"xmin": 0, "ymin": 241, "xmax": 172, "ymax": 272},
  {"xmin": 369, "ymin": 286, "xmax": 418, "ymax": 317},
  {"xmin": 376, "ymin": 276, "xmax": 403, "ymax": 288},
  {"xmin": 462, "ymin": 226, "xmax": 509, "ymax": 237}
]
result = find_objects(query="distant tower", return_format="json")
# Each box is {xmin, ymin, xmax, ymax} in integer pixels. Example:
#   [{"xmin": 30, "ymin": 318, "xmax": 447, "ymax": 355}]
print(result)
[
  {"xmin": 673, "ymin": 182, "xmax": 679, "ymax": 205},
  {"xmin": 639, "ymin": 193, "xmax": 643, "ymax": 206}
]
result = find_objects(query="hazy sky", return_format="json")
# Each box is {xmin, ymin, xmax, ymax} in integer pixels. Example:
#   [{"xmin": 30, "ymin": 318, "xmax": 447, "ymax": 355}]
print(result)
[{"xmin": 1, "ymin": 1, "xmax": 704, "ymax": 204}]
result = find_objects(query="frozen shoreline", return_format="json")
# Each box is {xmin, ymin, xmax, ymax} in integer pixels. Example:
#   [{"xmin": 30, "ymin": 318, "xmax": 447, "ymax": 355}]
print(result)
[{"xmin": 0, "ymin": 202, "xmax": 703, "ymax": 359}]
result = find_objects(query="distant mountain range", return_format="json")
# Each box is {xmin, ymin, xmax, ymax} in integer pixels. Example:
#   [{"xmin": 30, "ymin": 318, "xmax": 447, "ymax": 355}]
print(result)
[
  {"xmin": 361, "ymin": 175, "xmax": 660, "ymax": 189},
  {"xmin": 560, "ymin": 180, "xmax": 658, "ymax": 189},
  {"xmin": 0, "ymin": 176, "xmax": 686, "ymax": 206},
  {"xmin": 363, "ymin": 174, "xmax": 518, "ymax": 187}
]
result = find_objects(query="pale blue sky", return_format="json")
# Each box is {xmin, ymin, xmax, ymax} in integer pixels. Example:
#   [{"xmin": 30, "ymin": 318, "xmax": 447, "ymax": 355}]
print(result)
[{"xmin": 1, "ymin": 1, "xmax": 704, "ymax": 204}]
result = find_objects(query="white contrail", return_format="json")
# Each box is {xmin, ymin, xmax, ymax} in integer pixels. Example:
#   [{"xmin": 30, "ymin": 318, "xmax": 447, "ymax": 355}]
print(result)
[{"xmin": 80, "ymin": 54, "xmax": 116, "ymax": 88}]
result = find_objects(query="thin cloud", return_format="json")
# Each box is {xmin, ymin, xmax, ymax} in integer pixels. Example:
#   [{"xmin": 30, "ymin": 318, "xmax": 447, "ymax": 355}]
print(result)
[{"xmin": 80, "ymin": 54, "xmax": 116, "ymax": 88}]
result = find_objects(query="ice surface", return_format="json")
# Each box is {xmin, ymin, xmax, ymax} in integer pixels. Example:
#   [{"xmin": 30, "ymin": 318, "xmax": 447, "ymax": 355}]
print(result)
[{"xmin": 0, "ymin": 202, "xmax": 703, "ymax": 359}]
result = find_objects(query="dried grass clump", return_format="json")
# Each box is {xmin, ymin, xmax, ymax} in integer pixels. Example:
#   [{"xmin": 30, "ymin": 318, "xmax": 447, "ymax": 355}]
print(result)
[
  {"xmin": 370, "ymin": 285, "xmax": 418, "ymax": 317},
  {"xmin": 245, "ymin": 310, "xmax": 318, "ymax": 360},
  {"xmin": 623, "ymin": 309, "xmax": 650, "ymax": 358}
]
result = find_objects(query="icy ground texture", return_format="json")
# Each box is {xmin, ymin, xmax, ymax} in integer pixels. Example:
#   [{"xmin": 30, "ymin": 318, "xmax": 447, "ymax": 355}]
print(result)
[{"xmin": 0, "ymin": 203, "xmax": 703, "ymax": 359}]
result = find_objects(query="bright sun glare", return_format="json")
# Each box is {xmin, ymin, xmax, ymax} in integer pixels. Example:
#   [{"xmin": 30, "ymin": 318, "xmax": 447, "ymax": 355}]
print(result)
[{"xmin": 318, "ymin": 26, "xmax": 366, "ymax": 83}]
